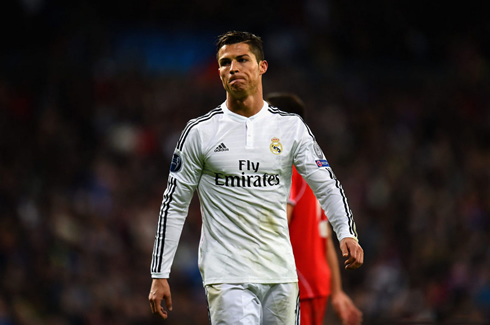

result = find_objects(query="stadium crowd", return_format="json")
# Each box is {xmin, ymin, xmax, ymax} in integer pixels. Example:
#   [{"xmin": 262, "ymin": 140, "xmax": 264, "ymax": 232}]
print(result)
[{"xmin": 0, "ymin": 1, "xmax": 489, "ymax": 324}]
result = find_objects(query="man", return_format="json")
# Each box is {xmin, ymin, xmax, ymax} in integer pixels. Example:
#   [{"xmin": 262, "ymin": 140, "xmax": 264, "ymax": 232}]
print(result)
[
  {"xmin": 148, "ymin": 31, "xmax": 363, "ymax": 324},
  {"xmin": 266, "ymin": 93, "xmax": 363, "ymax": 325}
]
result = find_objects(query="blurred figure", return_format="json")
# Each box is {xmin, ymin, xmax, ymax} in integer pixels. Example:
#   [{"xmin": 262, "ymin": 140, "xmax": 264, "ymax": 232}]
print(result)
[
  {"xmin": 266, "ymin": 93, "xmax": 363, "ymax": 325},
  {"xmin": 148, "ymin": 31, "xmax": 363, "ymax": 324}
]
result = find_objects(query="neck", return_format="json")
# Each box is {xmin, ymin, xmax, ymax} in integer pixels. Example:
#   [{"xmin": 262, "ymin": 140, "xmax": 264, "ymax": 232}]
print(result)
[{"xmin": 226, "ymin": 91, "xmax": 264, "ymax": 118}]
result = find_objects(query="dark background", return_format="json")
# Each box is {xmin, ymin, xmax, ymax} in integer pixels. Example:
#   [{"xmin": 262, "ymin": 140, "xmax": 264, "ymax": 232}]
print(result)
[{"xmin": 1, "ymin": 0, "xmax": 489, "ymax": 324}]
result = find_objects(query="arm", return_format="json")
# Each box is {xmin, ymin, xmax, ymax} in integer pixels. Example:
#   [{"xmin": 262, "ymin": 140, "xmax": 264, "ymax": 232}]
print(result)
[
  {"xmin": 293, "ymin": 122, "xmax": 363, "ymax": 269},
  {"xmin": 327, "ymin": 225, "xmax": 363, "ymax": 325},
  {"xmin": 149, "ymin": 125, "xmax": 203, "ymax": 319},
  {"xmin": 287, "ymin": 203, "xmax": 294, "ymax": 223}
]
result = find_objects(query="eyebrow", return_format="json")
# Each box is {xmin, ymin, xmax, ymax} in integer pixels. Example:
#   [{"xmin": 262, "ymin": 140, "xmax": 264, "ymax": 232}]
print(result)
[{"xmin": 219, "ymin": 54, "xmax": 251, "ymax": 63}]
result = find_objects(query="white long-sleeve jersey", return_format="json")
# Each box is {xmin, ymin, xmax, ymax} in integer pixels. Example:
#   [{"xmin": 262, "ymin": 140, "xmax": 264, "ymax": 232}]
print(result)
[{"xmin": 151, "ymin": 100, "xmax": 358, "ymax": 285}]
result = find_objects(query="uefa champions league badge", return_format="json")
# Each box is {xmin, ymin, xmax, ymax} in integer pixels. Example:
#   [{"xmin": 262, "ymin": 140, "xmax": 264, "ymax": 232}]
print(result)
[
  {"xmin": 315, "ymin": 159, "xmax": 330, "ymax": 167},
  {"xmin": 270, "ymin": 137, "xmax": 283, "ymax": 155},
  {"xmin": 170, "ymin": 153, "xmax": 182, "ymax": 172}
]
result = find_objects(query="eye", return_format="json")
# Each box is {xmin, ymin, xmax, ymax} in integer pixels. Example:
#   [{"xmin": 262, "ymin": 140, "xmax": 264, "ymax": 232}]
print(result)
[{"xmin": 220, "ymin": 60, "xmax": 231, "ymax": 67}]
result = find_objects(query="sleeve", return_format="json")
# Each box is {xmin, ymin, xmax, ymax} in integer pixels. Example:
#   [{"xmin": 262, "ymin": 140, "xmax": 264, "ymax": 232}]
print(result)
[
  {"xmin": 288, "ymin": 166, "xmax": 306, "ymax": 206},
  {"xmin": 150, "ymin": 124, "xmax": 204, "ymax": 278},
  {"xmin": 292, "ymin": 119, "xmax": 358, "ymax": 243}
]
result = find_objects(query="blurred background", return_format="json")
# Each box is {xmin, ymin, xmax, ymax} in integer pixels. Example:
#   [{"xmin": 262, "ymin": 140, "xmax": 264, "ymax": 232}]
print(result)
[{"xmin": 0, "ymin": 0, "xmax": 489, "ymax": 324}]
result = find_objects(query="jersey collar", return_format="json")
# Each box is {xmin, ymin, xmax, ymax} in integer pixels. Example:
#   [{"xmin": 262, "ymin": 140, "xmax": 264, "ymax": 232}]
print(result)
[{"xmin": 221, "ymin": 100, "xmax": 268, "ymax": 122}]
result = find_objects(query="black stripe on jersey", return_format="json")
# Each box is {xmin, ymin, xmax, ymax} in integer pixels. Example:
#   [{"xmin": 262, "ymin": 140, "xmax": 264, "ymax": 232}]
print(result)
[
  {"xmin": 268, "ymin": 105, "xmax": 315, "ymax": 139},
  {"xmin": 151, "ymin": 182, "xmax": 173, "ymax": 272},
  {"xmin": 295, "ymin": 290, "xmax": 300, "ymax": 325},
  {"xmin": 151, "ymin": 179, "xmax": 169, "ymax": 273},
  {"xmin": 326, "ymin": 168, "xmax": 357, "ymax": 237},
  {"xmin": 205, "ymin": 288, "xmax": 213, "ymax": 325},
  {"xmin": 151, "ymin": 176, "xmax": 177, "ymax": 273},
  {"xmin": 176, "ymin": 107, "xmax": 223, "ymax": 151}
]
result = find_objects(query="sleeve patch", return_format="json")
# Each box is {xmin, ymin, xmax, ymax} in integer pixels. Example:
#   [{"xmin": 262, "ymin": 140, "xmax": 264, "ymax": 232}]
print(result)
[
  {"xmin": 170, "ymin": 153, "xmax": 183, "ymax": 172},
  {"xmin": 315, "ymin": 159, "xmax": 330, "ymax": 167}
]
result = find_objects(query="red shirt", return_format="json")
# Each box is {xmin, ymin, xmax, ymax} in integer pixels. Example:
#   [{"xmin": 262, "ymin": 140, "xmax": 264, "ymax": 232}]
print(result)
[{"xmin": 289, "ymin": 166, "xmax": 331, "ymax": 299}]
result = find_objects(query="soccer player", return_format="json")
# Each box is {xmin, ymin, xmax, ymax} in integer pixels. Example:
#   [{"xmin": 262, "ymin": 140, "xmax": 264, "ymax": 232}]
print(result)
[
  {"xmin": 266, "ymin": 93, "xmax": 363, "ymax": 325},
  {"xmin": 148, "ymin": 31, "xmax": 363, "ymax": 324}
]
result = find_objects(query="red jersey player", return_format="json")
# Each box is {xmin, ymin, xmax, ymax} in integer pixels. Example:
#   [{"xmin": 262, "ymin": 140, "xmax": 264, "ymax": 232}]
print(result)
[{"xmin": 267, "ymin": 93, "xmax": 363, "ymax": 325}]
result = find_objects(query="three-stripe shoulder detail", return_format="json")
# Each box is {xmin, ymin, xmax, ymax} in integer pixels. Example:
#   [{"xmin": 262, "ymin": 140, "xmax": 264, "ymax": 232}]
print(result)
[
  {"xmin": 267, "ymin": 105, "xmax": 315, "ymax": 139},
  {"xmin": 176, "ymin": 107, "xmax": 223, "ymax": 151}
]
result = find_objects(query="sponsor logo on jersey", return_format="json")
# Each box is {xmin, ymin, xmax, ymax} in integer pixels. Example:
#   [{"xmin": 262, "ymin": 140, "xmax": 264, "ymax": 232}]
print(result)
[
  {"xmin": 315, "ymin": 159, "xmax": 330, "ymax": 167},
  {"xmin": 215, "ymin": 172, "xmax": 280, "ymax": 187},
  {"xmin": 214, "ymin": 143, "xmax": 229, "ymax": 152},
  {"xmin": 270, "ymin": 137, "xmax": 283, "ymax": 155},
  {"xmin": 170, "ymin": 153, "xmax": 182, "ymax": 172},
  {"xmin": 214, "ymin": 159, "xmax": 280, "ymax": 187}
]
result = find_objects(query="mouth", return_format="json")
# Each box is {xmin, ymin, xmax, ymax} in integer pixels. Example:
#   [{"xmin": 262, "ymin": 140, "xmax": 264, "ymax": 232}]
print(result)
[
  {"xmin": 229, "ymin": 74, "xmax": 244, "ymax": 81},
  {"xmin": 229, "ymin": 77, "xmax": 244, "ymax": 84}
]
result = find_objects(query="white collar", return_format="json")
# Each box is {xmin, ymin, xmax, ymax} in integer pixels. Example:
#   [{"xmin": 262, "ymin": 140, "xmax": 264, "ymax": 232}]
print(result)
[{"xmin": 221, "ymin": 100, "xmax": 268, "ymax": 122}]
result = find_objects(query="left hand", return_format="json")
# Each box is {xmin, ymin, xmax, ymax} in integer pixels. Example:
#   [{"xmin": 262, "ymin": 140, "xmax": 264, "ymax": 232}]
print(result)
[{"xmin": 340, "ymin": 237, "xmax": 363, "ymax": 270}]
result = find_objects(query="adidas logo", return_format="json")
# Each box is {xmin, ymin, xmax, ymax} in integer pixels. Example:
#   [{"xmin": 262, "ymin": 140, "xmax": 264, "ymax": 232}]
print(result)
[{"xmin": 214, "ymin": 143, "xmax": 229, "ymax": 152}]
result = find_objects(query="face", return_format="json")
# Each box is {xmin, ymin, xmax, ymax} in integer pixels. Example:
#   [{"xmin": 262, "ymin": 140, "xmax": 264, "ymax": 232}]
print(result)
[{"xmin": 217, "ymin": 43, "xmax": 268, "ymax": 98}]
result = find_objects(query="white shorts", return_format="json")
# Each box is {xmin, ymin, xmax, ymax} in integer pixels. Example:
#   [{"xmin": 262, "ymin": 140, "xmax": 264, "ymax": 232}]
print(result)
[{"xmin": 205, "ymin": 282, "xmax": 300, "ymax": 325}]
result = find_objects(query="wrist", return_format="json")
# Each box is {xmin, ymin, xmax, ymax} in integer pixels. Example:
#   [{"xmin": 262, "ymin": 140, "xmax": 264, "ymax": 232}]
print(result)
[{"xmin": 331, "ymin": 288, "xmax": 343, "ymax": 297}]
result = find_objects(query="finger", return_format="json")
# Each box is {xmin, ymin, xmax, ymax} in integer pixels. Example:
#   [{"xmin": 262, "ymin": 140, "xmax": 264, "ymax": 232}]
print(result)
[
  {"xmin": 340, "ymin": 241, "xmax": 349, "ymax": 257},
  {"xmin": 151, "ymin": 299, "xmax": 161, "ymax": 315},
  {"xmin": 347, "ymin": 314, "xmax": 358, "ymax": 325},
  {"xmin": 150, "ymin": 297, "xmax": 168, "ymax": 319},
  {"xmin": 148, "ymin": 295, "xmax": 156, "ymax": 313},
  {"xmin": 164, "ymin": 293, "xmax": 173, "ymax": 311},
  {"xmin": 346, "ymin": 310, "xmax": 357, "ymax": 324},
  {"xmin": 344, "ymin": 314, "xmax": 356, "ymax": 325},
  {"xmin": 346, "ymin": 262, "xmax": 361, "ymax": 270},
  {"xmin": 353, "ymin": 250, "xmax": 363, "ymax": 267},
  {"xmin": 352, "ymin": 312, "xmax": 362, "ymax": 325},
  {"xmin": 344, "ymin": 256, "xmax": 354, "ymax": 267},
  {"xmin": 345, "ymin": 257, "xmax": 362, "ymax": 269},
  {"xmin": 345, "ymin": 248, "xmax": 363, "ymax": 269},
  {"xmin": 149, "ymin": 296, "xmax": 163, "ymax": 316},
  {"xmin": 157, "ymin": 306, "xmax": 168, "ymax": 319}
]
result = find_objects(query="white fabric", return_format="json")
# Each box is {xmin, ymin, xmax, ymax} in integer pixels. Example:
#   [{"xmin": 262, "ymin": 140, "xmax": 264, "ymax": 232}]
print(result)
[
  {"xmin": 151, "ymin": 100, "xmax": 357, "ymax": 284},
  {"xmin": 205, "ymin": 283, "xmax": 300, "ymax": 325}
]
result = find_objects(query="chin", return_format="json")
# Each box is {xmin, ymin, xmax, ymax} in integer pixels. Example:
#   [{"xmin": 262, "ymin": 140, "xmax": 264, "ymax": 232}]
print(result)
[{"xmin": 229, "ymin": 85, "xmax": 246, "ymax": 93}]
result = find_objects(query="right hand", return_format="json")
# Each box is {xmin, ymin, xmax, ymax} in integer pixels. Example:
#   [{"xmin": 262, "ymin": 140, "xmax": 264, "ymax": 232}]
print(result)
[
  {"xmin": 340, "ymin": 237, "xmax": 364, "ymax": 270},
  {"xmin": 149, "ymin": 278, "xmax": 173, "ymax": 319}
]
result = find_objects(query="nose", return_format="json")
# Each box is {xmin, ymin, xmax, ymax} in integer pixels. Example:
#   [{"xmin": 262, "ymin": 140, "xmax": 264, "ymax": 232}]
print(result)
[{"xmin": 230, "ymin": 60, "xmax": 239, "ymax": 74}]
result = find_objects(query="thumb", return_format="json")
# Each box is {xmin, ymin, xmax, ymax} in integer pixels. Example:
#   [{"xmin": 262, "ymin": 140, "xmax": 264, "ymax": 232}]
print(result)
[{"xmin": 341, "ymin": 241, "xmax": 349, "ymax": 257}]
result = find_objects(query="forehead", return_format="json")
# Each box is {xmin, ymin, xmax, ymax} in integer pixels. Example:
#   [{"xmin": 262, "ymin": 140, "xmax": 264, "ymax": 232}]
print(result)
[{"xmin": 218, "ymin": 43, "xmax": 256, "ymax": 61}]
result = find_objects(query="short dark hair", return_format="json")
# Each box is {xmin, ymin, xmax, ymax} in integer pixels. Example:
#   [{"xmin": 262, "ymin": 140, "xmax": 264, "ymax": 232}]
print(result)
[
  {"xmin": 216, "ymin": 31, "xmax": 264, "ymax": 63},
  {"xmin": 266, "ymin": 93, "xmax": 307, "ymax": 120}
]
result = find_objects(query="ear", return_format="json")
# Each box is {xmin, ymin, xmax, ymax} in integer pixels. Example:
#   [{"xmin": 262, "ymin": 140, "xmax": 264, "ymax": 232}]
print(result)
[{"xmin": 259, "ymin": 60, "xmax": 268, "ymax": 75}]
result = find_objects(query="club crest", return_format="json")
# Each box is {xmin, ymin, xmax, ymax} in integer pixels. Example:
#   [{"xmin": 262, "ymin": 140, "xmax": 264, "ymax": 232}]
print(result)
[
  {"xmin": 270, "ymin": 137, "xmax": 283, "ymax": 155},
  {"xmin": 313, "ymin": 141, "xmax": 324, "ymax": 158}
]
